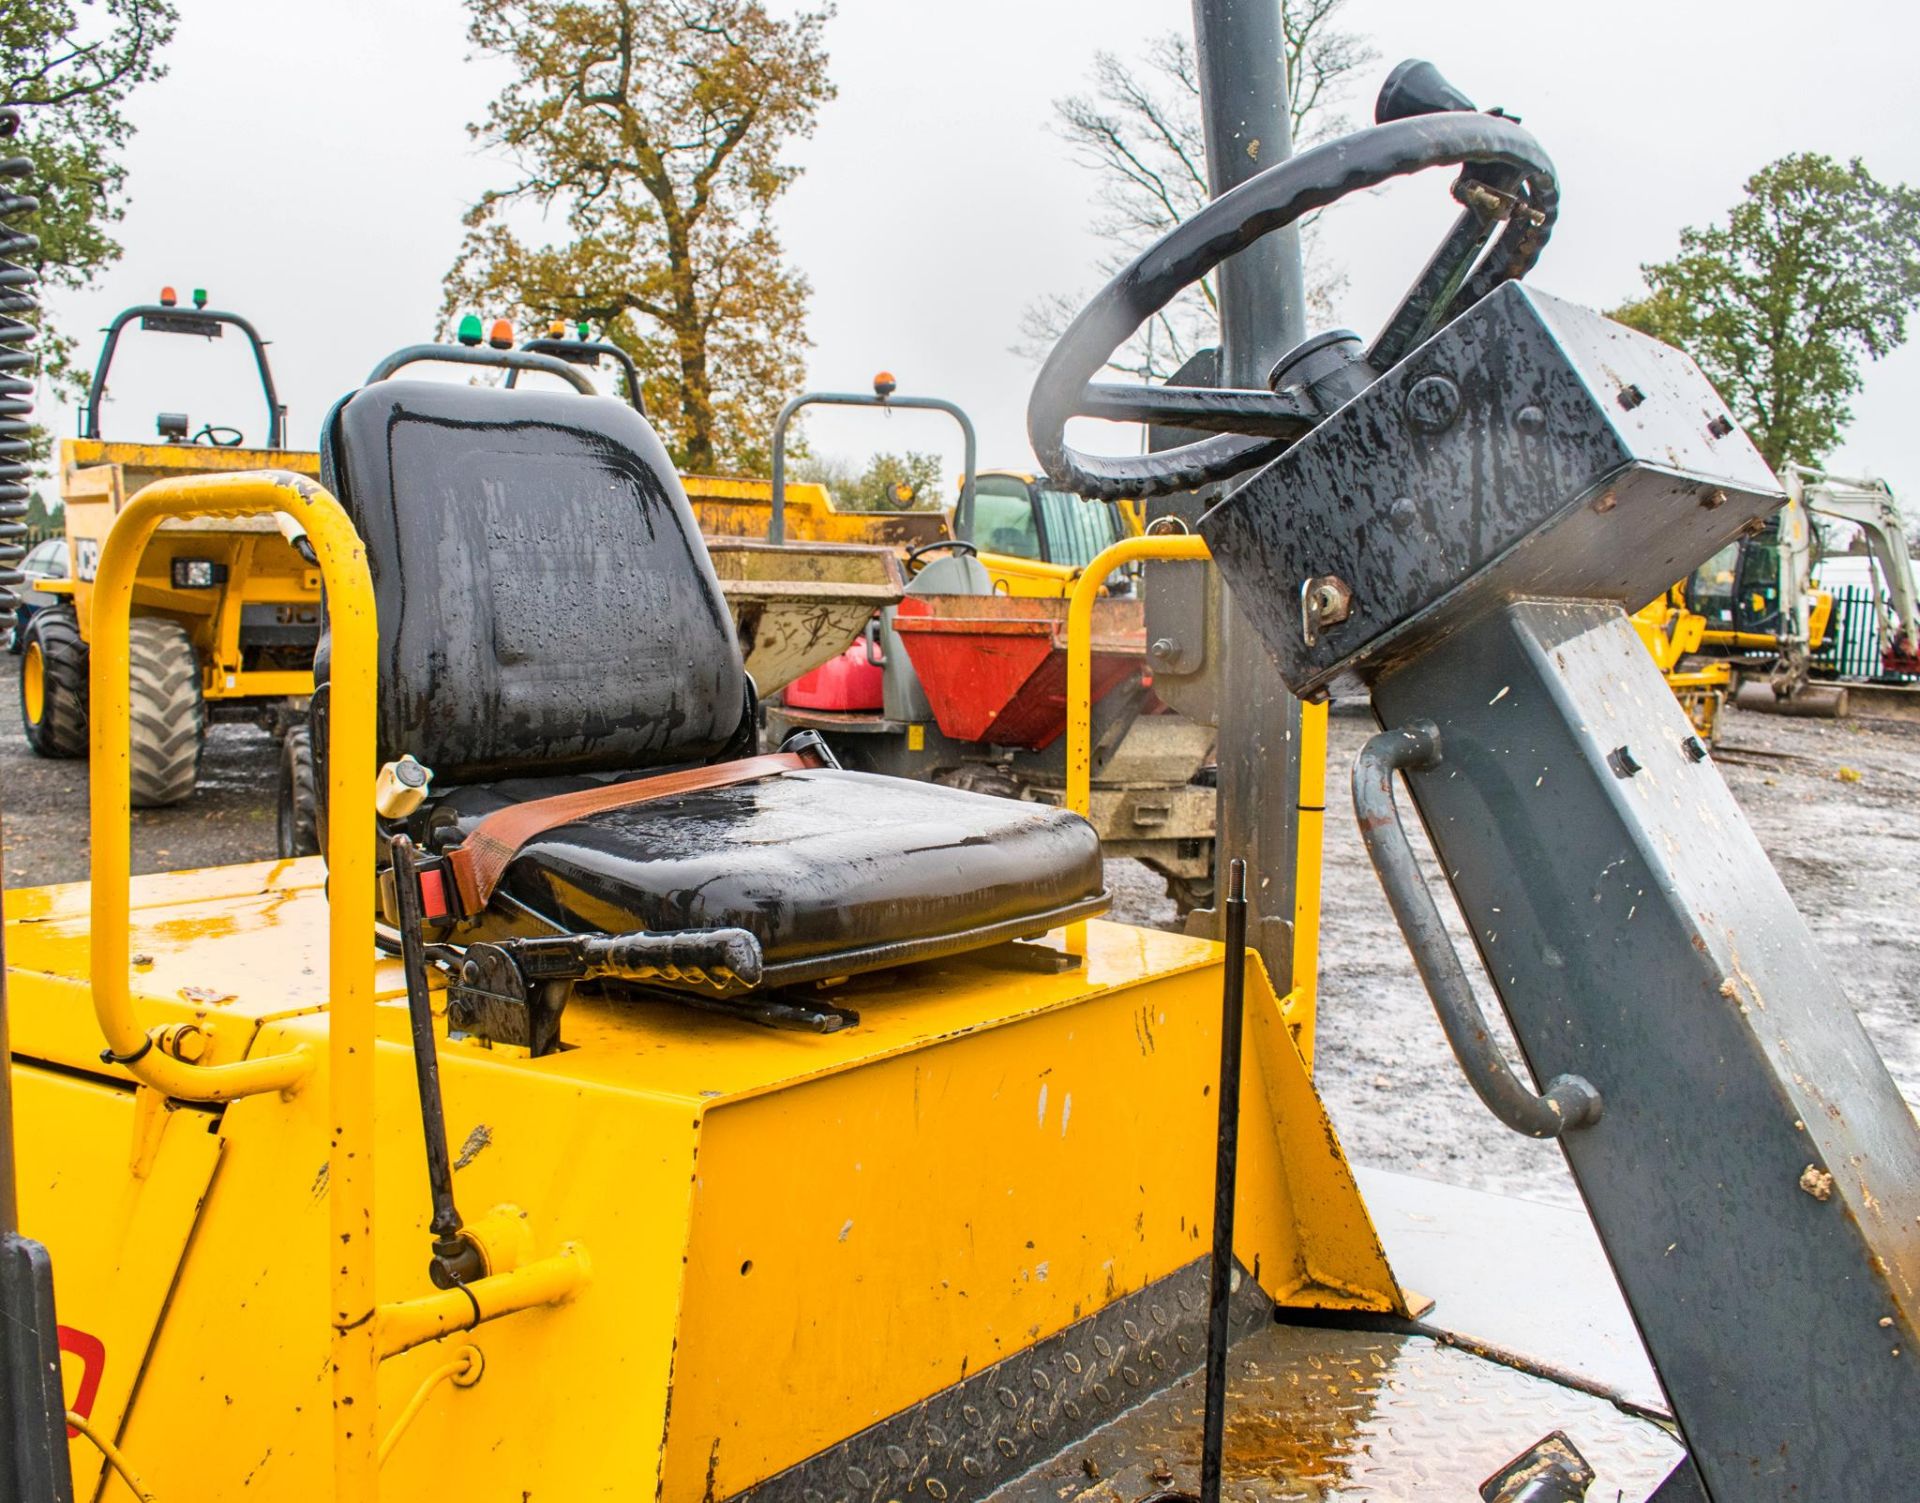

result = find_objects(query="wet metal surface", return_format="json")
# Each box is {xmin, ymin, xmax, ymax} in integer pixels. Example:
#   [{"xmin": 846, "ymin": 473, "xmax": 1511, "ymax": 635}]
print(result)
[
  {"xmin": 1198, "ymin": 284, "xmax": 1781, "ymax": 700},
  {"xmin": 322, "ymin": 380, "xmax": 747, "ymax": 782},
  {"xmin": 989, "ymin": 1322, "xmax": 1682, "ymax": 1502},
  {"xmin": 1354, "ymin": 1168, "xmax": 1664, "ymax": 1416},
  {"xmin": 1370, "ymin": 602, "xmax": 1920, "ymax": 1496},
  {"xmin": 738, "ymin": 1258, "xmax": 1273, "ymax": 1503}
]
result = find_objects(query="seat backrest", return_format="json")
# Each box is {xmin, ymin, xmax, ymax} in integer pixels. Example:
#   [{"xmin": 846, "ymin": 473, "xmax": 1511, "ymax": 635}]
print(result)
[{"xmin": 319, "ymin": 379, "xmax": 747, "ymax": 785}]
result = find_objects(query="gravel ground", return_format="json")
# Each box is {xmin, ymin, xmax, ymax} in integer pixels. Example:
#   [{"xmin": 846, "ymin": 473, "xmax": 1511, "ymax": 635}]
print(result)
[
  {"xmin": 5, "ymin": 662, "xmax": 1916, "ymax": 1210},
  {"xmin": 0, "ymin": 662, "xmax": 282, "ymax": 887}
]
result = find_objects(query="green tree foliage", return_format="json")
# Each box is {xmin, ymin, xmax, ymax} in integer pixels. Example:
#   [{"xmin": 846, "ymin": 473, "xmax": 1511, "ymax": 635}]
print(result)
[
  {"xmin": 794, "ymin": 449, "xmax": 947, "ymax": 511},
  {"xmin": 23, "ymin": 489, "xmax": 62, "ymax": 541},
  {"xmin": 1613, "ymin": 154, "xmax": 1920, "ymax": 471},
  {"xmin": 445, "ymin": 0, "xmax": 834, "ymax": 474},
  {"xmin": 2, "ymin": 0, "xmax": 176, "ymax": 390}
]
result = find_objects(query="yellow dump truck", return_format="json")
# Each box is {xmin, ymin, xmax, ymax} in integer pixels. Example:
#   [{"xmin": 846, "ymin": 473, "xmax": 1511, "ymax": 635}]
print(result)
[{"xmin": 17, "ymin": 292, "xmax": 321, "ymax": 806}]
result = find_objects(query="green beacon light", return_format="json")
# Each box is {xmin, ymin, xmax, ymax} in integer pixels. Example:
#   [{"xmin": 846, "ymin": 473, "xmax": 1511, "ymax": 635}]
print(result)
[
  {"xmin": 576, "ymin": 320, "xmax": 590, "ymax": 341},
  {"xmin": 192, "ymin": 288, "xmax": 208, "ymax": 309},
  {"xmin": 456, "ymin": 313, "xmax": 484, "ymax": 347}
]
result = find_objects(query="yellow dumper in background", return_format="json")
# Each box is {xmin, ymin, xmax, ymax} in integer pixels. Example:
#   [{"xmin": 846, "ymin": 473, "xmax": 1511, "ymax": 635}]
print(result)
[{"xmin": 17, "ymin": 292, "xmax": 320, "ymax": 806}]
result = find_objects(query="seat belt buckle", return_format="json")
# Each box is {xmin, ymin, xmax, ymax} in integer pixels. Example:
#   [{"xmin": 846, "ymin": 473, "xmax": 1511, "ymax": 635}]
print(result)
[{"xmin": 379, "ymin": 848, "xmax": 458, "ymax": 929}]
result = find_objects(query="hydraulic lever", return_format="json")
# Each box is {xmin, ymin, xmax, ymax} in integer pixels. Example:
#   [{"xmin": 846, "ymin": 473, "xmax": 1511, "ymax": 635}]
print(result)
[
  {"xmin": 1199, "ymin": 859, "xmax": 1248, "ymax": 1503},
  {"xmin": 389, "ymin": 835, "xmax": 485, "ymax": 1290}
]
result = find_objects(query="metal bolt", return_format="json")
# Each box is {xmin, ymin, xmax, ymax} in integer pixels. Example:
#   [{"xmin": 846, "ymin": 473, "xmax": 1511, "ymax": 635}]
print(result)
[
  {"xmin": 1514, "ymin": 404, "xmax": 1546, "ymax": 433},
  {"xmin": 1388, "ymin": 496, "xmax": 1419, "ymax": 531},
  {"xmin": 1591, "ymin": 490, "xmax": 1618, "ymax": 514},
  {"xmin": 1707, "ymin": 414, "xmax": 1734, "ymax": 439},
  {"xmin": 1405, "ymin": 374, "xmax": 1462, "ymax": 433},
  {"xmin": 1616, "ymin": 383, "xmax": 1646, "ymax": 411},
  {"xmin": 162, "ymin": 1023, "xmax": 208, "ymax": 1063},
  {"xmin": 1700, "ymin": 488, "xmax": 1727, "ymax": 510},
  {"xmin": 1607, "ymin": 744, "xmax": 1642, "ymax": 778},
  {"xmin": 1149, "ymin": 636, "xmax": 1178, "ymax": 663},
  {"xmin": 1681, "ymin": 734, "xmax": 1709, "ymax": 763}
]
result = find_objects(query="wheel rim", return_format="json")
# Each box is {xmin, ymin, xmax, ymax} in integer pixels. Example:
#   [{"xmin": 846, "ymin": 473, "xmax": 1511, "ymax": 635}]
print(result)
[{"xmin": 22, "ymin": 638, "xmax": 45, "ymax": 725}]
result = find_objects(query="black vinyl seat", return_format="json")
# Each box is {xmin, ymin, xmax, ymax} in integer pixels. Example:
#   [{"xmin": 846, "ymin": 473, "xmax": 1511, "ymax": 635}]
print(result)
[{"xmin": 315, "ymin": 379, "xmax": 1105, "ymax": 997}]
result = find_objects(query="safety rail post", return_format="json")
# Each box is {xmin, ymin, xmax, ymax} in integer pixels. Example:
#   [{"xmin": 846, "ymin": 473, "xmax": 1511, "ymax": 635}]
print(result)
[
  {"xmin": 1064, "ymin": 533, "xmax": 1329, "ymax": 1022},
  {"xmin": 768, "ymin": 390, "xmax": 978, "ymax": 545},
  {"xmin": 88, "ymin": 470, "xmax": 381, "ymax": 1495}
]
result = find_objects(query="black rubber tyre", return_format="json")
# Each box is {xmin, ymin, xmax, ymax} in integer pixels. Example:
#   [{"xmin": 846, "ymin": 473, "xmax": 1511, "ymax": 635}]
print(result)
[
  {"xmin": 127, "ymin": 617, "xmax": 205, "ymax": 808},
  {"xmin": 278, "ymin": 723, "xmax": 320, "ymax": 858},
  {"xmin": 18, "ymin": 605, "xmax": 89, "ymax": 758}
]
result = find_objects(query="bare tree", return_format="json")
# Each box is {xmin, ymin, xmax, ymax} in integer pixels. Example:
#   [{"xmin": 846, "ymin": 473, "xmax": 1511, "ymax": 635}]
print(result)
[{"xmin": 1020, "ymin": 3, "xmax": 1376, "ymax": 382}]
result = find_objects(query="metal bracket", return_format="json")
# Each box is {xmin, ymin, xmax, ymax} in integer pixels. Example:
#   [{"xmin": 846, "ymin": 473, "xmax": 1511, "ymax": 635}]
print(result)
[{"xmin": 1352, "ymin": 722, "xmax": 1602, "ymax": 1138}]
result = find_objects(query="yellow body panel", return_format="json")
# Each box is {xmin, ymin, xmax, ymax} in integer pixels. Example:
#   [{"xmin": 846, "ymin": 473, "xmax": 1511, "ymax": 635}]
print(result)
[
  {"xmin": 10, "ymin": 1068, "xmax": 222, "ymax": 1500},
  {"xmin": 977, "ymin": 547, "xmax": 1081, "ymax": 597},
  {"xmin": 7, "ymin": 862, "xmax": 1402, "ymax": 1498}
]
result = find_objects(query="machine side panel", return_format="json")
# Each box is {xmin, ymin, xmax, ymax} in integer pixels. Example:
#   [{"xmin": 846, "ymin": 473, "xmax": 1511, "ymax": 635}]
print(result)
[
  {"xmin": 662, "ymin": 962, "xmax": 1401, "ymax": 1500},
  {"xmin": 10, "ymin": 1068, "xmax": 222, "ymax": 1497},
  {"xmin": 108, "ymin": 1021, "xmax": 701, "ymax": 1500},
  {"xmin": 1199, "ymin": 284, "xmax": 1780, "ymax": 696}
]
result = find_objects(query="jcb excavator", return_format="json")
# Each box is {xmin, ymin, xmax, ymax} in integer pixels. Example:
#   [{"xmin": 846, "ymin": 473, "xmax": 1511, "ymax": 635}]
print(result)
[{"xmin": 4, "ymin": 26, "xmax": 1918, "ymax": 1503}]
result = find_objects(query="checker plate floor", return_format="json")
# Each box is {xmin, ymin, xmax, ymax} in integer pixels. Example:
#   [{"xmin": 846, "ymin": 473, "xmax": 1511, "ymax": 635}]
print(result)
[{"xmin": 988, "ymin": 1322, "xmax": 1682, "ymax": 1502}]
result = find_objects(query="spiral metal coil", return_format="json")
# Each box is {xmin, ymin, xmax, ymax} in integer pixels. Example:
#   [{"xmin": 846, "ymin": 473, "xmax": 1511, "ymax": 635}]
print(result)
[{"xmin": 0, "ymin": 106, "xmax": 38, "ymax": 610}]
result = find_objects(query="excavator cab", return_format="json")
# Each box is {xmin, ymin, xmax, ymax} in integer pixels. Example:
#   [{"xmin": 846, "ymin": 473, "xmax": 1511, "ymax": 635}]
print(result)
[
  {"xmin": 1686, "ymin": 516, "xmax": 1788, "ymax": 639},
  {"xmin": 962, "ymin": 470, "xmax": 1136, "ymax": 597}
]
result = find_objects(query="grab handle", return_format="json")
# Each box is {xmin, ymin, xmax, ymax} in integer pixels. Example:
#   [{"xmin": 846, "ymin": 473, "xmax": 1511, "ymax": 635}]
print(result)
[{"xmin": 1353, "ymin": 721, "xmax": 1602, "ymax": 1138}]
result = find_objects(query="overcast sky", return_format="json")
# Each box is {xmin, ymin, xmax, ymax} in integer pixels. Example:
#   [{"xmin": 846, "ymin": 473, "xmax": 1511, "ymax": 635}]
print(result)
[{"xmin": 37, "ymin": 0, "xmax": 1920, "ymax": 506}]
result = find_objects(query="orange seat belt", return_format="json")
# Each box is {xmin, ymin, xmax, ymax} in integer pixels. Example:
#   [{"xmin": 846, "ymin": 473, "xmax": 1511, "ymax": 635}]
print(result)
[{"xmin": 446, "ymin": 749, "xmax": 818, "ymax": 913}]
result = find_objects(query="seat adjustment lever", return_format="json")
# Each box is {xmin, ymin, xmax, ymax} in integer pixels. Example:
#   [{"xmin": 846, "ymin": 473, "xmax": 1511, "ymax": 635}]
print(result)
[{"xmin": 512, "ymin": 928, "xmax": 765, "ymax": 992}]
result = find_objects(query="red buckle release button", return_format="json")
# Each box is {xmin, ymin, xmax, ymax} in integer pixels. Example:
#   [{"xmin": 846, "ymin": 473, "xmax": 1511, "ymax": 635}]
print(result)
[{"xmin": 418, "ymin": 867, "xmax": 449, "ymax": 920}]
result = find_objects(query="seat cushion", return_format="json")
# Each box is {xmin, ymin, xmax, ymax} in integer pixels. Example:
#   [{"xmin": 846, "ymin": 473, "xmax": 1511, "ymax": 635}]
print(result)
[
  {"xmin": 319, "ymin": 379, "xmax": 747, "ymax": 783},
  {"xmin": 480, "ymin": 767, "xmax": 1106, "ymax": 987}
]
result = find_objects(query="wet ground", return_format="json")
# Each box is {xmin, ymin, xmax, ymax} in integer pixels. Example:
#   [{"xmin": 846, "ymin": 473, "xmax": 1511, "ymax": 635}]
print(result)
[
  {"xmin": 1106, "ymin": 700, "xmax": 1920, "ymax": 1208},
  {"xmin": 5, "ymin": 666, "xmax": 1917, "ymax": 1208},
  {"xmin": 0, "ymin": 664, "xmax": 282, "ymax": 887}
]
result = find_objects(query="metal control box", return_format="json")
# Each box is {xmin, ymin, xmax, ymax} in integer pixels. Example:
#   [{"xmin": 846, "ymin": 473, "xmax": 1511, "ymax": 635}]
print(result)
[{"xmin": 1198, "ymin": 283, "xmax": 1784, "ymax": 695}]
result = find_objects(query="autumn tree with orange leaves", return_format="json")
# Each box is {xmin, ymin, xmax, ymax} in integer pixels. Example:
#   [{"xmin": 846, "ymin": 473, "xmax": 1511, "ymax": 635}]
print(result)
[{"xmin": 444, "ymin": 0, "xmax": 834, "ymax": 472}]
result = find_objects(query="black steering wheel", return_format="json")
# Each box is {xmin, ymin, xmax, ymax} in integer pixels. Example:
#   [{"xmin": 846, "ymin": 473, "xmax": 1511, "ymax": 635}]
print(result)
[
  {"xmin": 193, "ymin": 423, "xmax": 246, "ymax": 447},
  {"xmin": 1027, "ymin": 61, "xmax": 1557, "ymax": 501},
  {"xmin": 905, "ymin": 538, "xmax": 978, "ymax": 572}
]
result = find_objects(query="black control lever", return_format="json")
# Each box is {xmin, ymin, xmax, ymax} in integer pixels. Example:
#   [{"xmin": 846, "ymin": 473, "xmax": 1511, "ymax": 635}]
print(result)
[{"xmin": 389, "ymin": 835, "xmax": 486, "ymax": 1291}]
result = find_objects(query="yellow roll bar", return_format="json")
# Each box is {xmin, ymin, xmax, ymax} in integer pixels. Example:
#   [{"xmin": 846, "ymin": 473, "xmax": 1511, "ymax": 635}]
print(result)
[
  {"xmin": 1064, "ymin": 533, "xmax": 1328, "ymax": 1030},
  {"xmin": 89, "ymin": 470, "xmax": 382, "ymax": 1496},
  {"xmin": 1064, "ymin": 533, "xmax": 1211, "ymax": 817}
]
